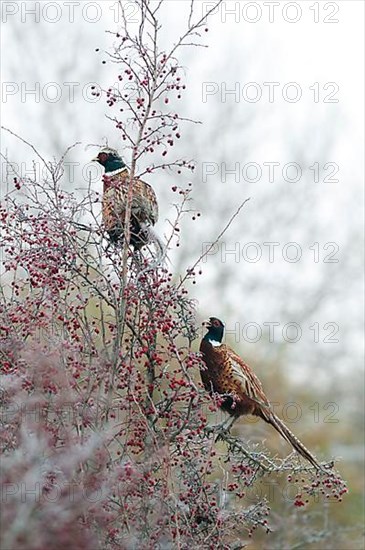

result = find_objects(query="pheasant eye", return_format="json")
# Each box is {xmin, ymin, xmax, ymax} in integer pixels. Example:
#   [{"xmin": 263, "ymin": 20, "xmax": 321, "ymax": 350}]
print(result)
[{"xmin": 99, "ymin": 152, "xmax": 108, "ymax": 163}]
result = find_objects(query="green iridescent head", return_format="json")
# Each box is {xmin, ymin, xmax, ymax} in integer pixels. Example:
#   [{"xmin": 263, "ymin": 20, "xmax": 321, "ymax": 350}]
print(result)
[{"xmin": 92, "ymin": 148, "xmax": 126, "ymax": 173}]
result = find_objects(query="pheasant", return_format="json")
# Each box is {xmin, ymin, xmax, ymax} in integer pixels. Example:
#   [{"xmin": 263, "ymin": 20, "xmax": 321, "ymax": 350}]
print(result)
[
  {"xmin": 92, "ymin": 148, "xmax": 161, "ymax": 252},
  {"xmin": 200, "ymin": 317, "xmax": 321, "ymax": 469}
]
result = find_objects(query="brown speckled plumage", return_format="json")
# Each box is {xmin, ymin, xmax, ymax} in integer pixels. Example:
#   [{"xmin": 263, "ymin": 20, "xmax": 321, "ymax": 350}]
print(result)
[
  {"xmin": 200, "ymin": 317, "xmax": 321, "ymax": 469},
  {"xmin": 92, "ymin": 148, "xmax": 159, "ymax": 250},
  {"xmin": 200, "ymin": 339, "xmax": 270, "ymax": 417},
  {"xmin": 102, "ymin": 169, "xmax": 158, "ymax": 247}
]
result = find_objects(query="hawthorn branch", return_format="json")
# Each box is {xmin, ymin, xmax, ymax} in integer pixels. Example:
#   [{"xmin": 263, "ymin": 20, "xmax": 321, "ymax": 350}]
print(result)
[{"xmin": 178, "ymin": 197, "xmax": 251, "ymax": 289}]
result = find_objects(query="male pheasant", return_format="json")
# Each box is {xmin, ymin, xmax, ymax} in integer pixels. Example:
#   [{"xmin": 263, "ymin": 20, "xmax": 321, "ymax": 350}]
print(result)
[
  {"xmin": 200, "ymin": 317, "xmax": 321, "ymax": 469},
  {"xmin": 92, "ymin": 148, "xmax": 160, "ymax": 251}
]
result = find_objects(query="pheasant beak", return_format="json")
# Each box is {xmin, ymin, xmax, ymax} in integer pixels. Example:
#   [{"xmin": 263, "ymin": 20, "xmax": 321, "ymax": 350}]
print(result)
[
  {"xmin": 91, "ymin": 156, "xmax": 99, "ymax": 162},
  {"xmin": 202, "ymin": 319, "xmax": 211, "ymax": 329}
]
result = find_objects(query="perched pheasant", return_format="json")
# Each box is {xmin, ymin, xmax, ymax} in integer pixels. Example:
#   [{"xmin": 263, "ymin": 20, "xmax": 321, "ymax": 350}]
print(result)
[
  {"xmin": 92, "ymin": 148, "xmax": 160, "ymax": 251},
  {"xmin": 200, "ymin": 317, "xmax": 321, "ymax": 469}
]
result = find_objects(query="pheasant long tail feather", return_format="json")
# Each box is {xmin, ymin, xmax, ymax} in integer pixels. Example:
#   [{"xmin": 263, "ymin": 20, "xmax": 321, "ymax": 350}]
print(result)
[
  {"xmin": 143, "ymin": 225, "xmax": 166, "ymax": 264},
  {"xmin": 134, "ymin": 225, "xmax": 167, "ymax": 283},
  {"xmin": 266, "ymin": 412, "xmax": 321, "ymax": 470}
]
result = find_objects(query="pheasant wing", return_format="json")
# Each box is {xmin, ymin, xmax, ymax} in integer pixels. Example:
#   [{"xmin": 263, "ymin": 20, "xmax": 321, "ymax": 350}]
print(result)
[
  {"xmin": 221, "ymin": 345, "xmax": 271, "ymax": 410},
  {"xmin": 133, "ymin": 178, "xmax": 159, "ymax": 225}
]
